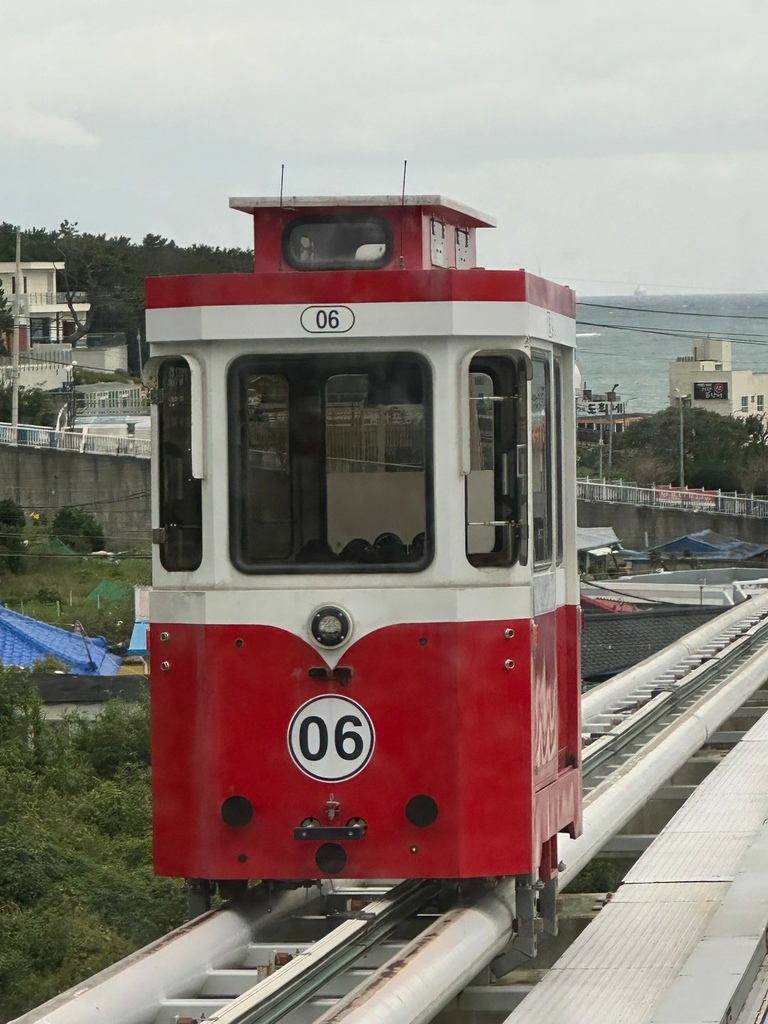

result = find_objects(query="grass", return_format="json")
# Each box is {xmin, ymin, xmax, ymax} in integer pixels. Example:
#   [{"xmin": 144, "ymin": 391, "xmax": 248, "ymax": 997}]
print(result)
[{"xmin": 0, "ymin": 526, "xmax": 151, "ymax": 650}]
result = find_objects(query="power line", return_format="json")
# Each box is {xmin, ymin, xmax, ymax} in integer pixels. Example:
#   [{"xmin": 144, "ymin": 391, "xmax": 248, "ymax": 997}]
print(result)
[
  {"xmin": 577, "ymin": 320, "xmax": 768, "ymax": 347},
  {"xmin": 579, "ymin": 301, "xmax": 768, "ymax": 322}
]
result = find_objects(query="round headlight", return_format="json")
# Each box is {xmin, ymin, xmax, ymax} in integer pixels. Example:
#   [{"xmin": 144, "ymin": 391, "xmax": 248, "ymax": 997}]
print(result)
[{"xmin": 311, "ymin": 606, "xmax": 351, "ymax": 648}]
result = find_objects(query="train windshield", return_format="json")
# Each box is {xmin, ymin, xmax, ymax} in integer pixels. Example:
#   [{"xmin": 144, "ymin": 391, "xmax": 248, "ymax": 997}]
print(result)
[{"xmin": 229, "ymin": 353, "xmax": 432, "ymax": 572}]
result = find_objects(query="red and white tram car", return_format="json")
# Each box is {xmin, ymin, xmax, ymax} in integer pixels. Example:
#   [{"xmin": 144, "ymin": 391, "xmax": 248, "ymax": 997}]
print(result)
[{"xmin": 145, "ymin": 193, "xmax": 582, "ymax": 894}]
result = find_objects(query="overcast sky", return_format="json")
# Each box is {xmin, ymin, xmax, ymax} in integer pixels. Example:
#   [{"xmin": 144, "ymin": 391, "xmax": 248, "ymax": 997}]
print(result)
[{"xmin": 4, "ymin": 0, "xmax": 768, "ymax": 296}]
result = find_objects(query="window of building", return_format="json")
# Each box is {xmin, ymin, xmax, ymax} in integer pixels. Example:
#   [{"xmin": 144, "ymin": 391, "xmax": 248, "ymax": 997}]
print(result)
[
  {"xmin": 759, "ymin": 396, "xmax": 765, "ymax": 412},
  {"xmin": 229, "ymin": 353, "xmax": 432, "ymax": 572},
  {"xmin": 30, "ymin": 317, "xmax": 51, "ymax": 343},
  {"xmin": 282, "ymin": 216, "xmax": 393, "ymax": 271},
  {"xmin": 156, "ymin": 359, "xmax": 202, "ymax": 572},
  {"xmin": 742, "ymin": 396, "xmax": 749, "ymax": 413},
  {"xmin": 465, "ymin": 356, "xmax": 524, "ymax": 567}
]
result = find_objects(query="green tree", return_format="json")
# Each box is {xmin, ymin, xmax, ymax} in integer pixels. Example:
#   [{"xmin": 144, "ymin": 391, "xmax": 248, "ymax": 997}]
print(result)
[
  {"xmin": 0, "ymin": 220, "xmax": 253, "ymax": 375},
  {"xmin": 614, "ymin": 407, "xmax": 752, "ymax": 490},
  {"xmin": 0, "ymin": 281, "xmax": 12, "ymax": 333},
  {"xmin": 0, "ymin": 498, "xmax": 26, "ymax": 574},
  {"xmin": 0, "ymin": 383, "xmax": 57, "ymax": 426},
  {"xmin": 51, "ymin": 507, "xmax": 105, "ymax": 553}
]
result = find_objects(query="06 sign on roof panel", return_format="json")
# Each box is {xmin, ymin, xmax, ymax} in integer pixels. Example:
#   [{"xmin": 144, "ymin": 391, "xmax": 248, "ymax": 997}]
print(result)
[{"xmin": 300, "ymin": 306, "xmax": 355, "ymax": 333}]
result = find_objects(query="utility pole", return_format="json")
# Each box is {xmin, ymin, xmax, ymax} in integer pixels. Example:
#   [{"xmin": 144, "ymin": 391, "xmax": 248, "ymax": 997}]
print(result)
[
  {"xmin": 12, "ymin": 230, "xmax": 22, "ymax": 443},
  {"xmin": 607, "ymin": 383, "xmax": 619, "ymax": 481},
  {"xmin": 679, "ymin": 395, "xmax": 685, "ymax": 489},
  {"xmin": 675, "ymin": 389, "xmax": 687, "ymax": 489},
  {"xmin": 598, "ymin": 434, "xmax": 604, "ymax": 482}
]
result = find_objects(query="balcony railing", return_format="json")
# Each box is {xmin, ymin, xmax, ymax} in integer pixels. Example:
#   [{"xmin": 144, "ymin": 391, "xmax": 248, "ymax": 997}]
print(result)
[
  {"xmin": 25, "ymin": 292, "xmax": 89, "ymax": 306},
  {"xmin": 0, "ymin": 422, "xmax": 150, "ymax": 459},
  {"xmin": 578, "ymin": 478, "xmax": 768, "ymax": 519}
]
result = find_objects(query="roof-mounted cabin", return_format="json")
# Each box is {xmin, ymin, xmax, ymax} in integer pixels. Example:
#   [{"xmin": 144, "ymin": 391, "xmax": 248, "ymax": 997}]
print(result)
[{"xmin": 229, "ymin": 195, "xmax": 496, "ymax": 274}]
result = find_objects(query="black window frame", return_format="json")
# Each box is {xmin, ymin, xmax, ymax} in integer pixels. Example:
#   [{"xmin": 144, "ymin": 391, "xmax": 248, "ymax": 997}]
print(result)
[
  {"xmin": 531, "ymin": 354, "xmax": 553, "ymax": 569},
  {"xmin": 465, "ymin": 354, "xmax": 525, "ymax": 569},
  {"xmin": 228, "ymin": 351, "xmax": 434, "ymax": 575},
  {"xmin": 156, "ymin": 358, "xmax": 203, "ymax": 572},
  {"xmin": 554, "ymin": 357, "xmax": 564, "ymax": 566}
]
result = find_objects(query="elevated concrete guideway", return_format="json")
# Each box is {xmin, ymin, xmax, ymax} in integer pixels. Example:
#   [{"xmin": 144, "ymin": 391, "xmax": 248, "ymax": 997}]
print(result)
[{"xmin": 506, "ymin": 696, "xmax": 768, "ymax": 1023}]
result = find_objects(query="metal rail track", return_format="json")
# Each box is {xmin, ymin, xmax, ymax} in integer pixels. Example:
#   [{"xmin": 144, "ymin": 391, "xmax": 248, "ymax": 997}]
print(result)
[
  {"xmin": 581, "ymin": 596, "xmax": 768, "ymax": 792},
  {"xmin": 14, "ymin": 595, "xmax": 768, "ymax": 1024}
]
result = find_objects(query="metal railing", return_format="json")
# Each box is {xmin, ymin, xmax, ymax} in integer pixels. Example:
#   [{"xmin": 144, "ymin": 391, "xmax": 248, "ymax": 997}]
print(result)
[
  {"xmin": 0, "ymin": 422, "xmax": 150, "ymax": 458},
  {"xmin": 25, "ymin": 292, "xmax": 89, "ymax": 306},
  {"xmin": 579, "ymin": 477, "xmax": 768, "ymax": 519}
]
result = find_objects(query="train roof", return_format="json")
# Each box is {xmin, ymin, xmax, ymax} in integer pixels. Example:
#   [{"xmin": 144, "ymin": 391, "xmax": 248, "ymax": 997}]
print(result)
[{"xmin": 229, "ymin": 195, "xmax": 496, "ymax": 229}]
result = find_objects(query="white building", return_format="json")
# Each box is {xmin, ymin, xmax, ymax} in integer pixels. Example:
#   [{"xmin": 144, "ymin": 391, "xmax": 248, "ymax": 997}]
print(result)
[
  {"xmin": 0, "ymin": 261, "xmax": 90, "ymax": 344},
  {"xmin": 669, "ymin": 338, "xmax": 768, "ymax": 420},
  {"xmin": 0, "ymin": 262, "xmax": 129, "ymax": 386}
]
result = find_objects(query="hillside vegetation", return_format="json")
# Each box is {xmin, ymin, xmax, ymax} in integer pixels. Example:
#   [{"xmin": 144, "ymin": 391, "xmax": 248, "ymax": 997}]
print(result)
[
  {"xmin": 0, "ymin": 221, "xmax": 253, "ymax": 375},
  {"xmin": 0, "ymin": 670, "xmax": 186, "ymax": 1021}
]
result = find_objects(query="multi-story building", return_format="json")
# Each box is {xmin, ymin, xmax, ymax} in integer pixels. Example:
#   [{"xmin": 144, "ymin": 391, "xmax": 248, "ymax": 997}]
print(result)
[
  {"xmin": 0, "ymin": 262, "xmax": 129, "ymax": 387},
  {"xmin": 669, "ymin": 338, "xmax": 768, "ymax": 419},
  {"xmin": 0, "ymin": 261, "xmax": 90, "ymax": 346}
]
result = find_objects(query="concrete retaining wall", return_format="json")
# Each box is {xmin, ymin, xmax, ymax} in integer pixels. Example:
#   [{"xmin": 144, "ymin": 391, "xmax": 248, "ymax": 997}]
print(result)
[
  {"xmin": 1, "ymin": 445, "xmax": 765, "ymax": 555},
  {"xmin": 579, "ymin": 499, "xmax": 768, "ymax": 551},
  {"xmin": 0, "ymin": 446, "xmax": 151, "ymax": 548}
]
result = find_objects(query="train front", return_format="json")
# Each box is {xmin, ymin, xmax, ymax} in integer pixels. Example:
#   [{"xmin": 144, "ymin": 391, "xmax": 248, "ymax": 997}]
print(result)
[{"xmin": 145, "ymin": 194, "xmax": 582, "ymax": 889}]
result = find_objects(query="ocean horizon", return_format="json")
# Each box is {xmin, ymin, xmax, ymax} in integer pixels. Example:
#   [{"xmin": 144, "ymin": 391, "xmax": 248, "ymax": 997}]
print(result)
[{"xmin": 575, "ymin": 293, "xmax": 768, "ymax": 413}]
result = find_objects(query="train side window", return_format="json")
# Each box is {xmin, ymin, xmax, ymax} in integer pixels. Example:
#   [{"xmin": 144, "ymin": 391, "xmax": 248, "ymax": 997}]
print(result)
[
  {"xmin": 282, "ymin": 216, "xmax": 393, "ymax": 271},
  {"xmin": 465, "ymin": 356, "xmax": 521, "ymax": 567},
  {"xmin": 554, "ymin": 358, "xmax": 564, "ymax": 565},
  {"xmin": 157, "ymin": 359, "xmax": 202, "ymax": 571},
  {"xmin": 531, "ymin": 356, "xmax": 552, "ymax": 567}
]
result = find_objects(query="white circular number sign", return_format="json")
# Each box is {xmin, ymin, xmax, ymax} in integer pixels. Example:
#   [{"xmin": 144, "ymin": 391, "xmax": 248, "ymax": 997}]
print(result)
[{"xmin": 287, "ymin": 695, "xmax": 375, "ymax": 782}]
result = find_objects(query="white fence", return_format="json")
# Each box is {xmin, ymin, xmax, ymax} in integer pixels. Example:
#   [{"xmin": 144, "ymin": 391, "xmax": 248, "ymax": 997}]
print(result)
[
  {"xmin": 0, "ymin": 422, "xmax": 151, "ymax": 459},
  {"xmin": 578, "ymin": 478, "xmax": 768, "ymax": 519}
]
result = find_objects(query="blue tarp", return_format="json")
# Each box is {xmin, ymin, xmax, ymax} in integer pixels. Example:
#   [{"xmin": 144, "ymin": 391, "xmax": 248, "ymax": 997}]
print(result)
[
  {"xmin": 631, "ymin": 530, "xmax": 768, "ymax": 562},
  {"xmin": 0, "ymin": 605, "xmax": 122, "ymax": 675},
  {"xmin": 128, "ymin": 620, "xmax": 148, "ymax": 657}
]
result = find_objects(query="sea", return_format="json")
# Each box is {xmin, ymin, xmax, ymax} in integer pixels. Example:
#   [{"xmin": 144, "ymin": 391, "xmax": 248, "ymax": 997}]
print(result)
[{"xmin": 575, "ymin": 293, "xmax": 768, "ymax": 413}]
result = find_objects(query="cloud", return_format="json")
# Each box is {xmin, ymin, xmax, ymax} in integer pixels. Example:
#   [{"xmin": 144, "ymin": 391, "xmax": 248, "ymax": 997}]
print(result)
[
  {"xmin": 3, "ymin": 0, "xmax": 768, "ymax": 293},
  {"xmin": 0, "ymin": 109, "xmax": 98, "ymax": 149}
]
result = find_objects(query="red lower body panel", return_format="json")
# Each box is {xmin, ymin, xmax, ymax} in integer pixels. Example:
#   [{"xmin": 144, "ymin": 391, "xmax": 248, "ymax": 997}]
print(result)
[{"xmin": 151, "ymin": 611, "xmax": 581, "ymax": 880}]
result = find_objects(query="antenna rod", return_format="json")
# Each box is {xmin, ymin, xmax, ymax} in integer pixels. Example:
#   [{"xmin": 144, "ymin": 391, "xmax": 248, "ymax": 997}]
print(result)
[{"xmin": 399, "ymin": 160, "xmax": 407, "ymax": 269}]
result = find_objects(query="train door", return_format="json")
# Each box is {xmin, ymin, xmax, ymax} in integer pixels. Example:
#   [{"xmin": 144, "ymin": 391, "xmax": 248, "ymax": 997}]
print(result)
[
  {"xmin": 465, "ymin": 352, "xmax": 526, "ymax": 567},
  {"xmin": 531, "ymin": 351, "xmax": 560, "ymax": 789}
]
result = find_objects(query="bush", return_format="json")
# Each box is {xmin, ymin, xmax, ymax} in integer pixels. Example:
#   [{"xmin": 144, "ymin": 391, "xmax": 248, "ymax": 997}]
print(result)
[
  {"xmin": 0, "ymin": 670, "xmax": 186, "ymax": 1019},
  {"xmin": 73, "ymin": 696, "xmax": 150, "ymax": 778},
  {"xmin": 51, "ymin": 507, "xmax": 106, "ymax": 553}
]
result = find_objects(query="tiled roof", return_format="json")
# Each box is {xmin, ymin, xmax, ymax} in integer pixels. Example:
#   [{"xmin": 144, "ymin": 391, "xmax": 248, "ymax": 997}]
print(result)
[
  {"xmin": 0, "ymin": 605, "xmax": 122, "ymax": 675},
  {"xmin": 582, "ymin": 604, "xmax": 725, "ymax": 682}
]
